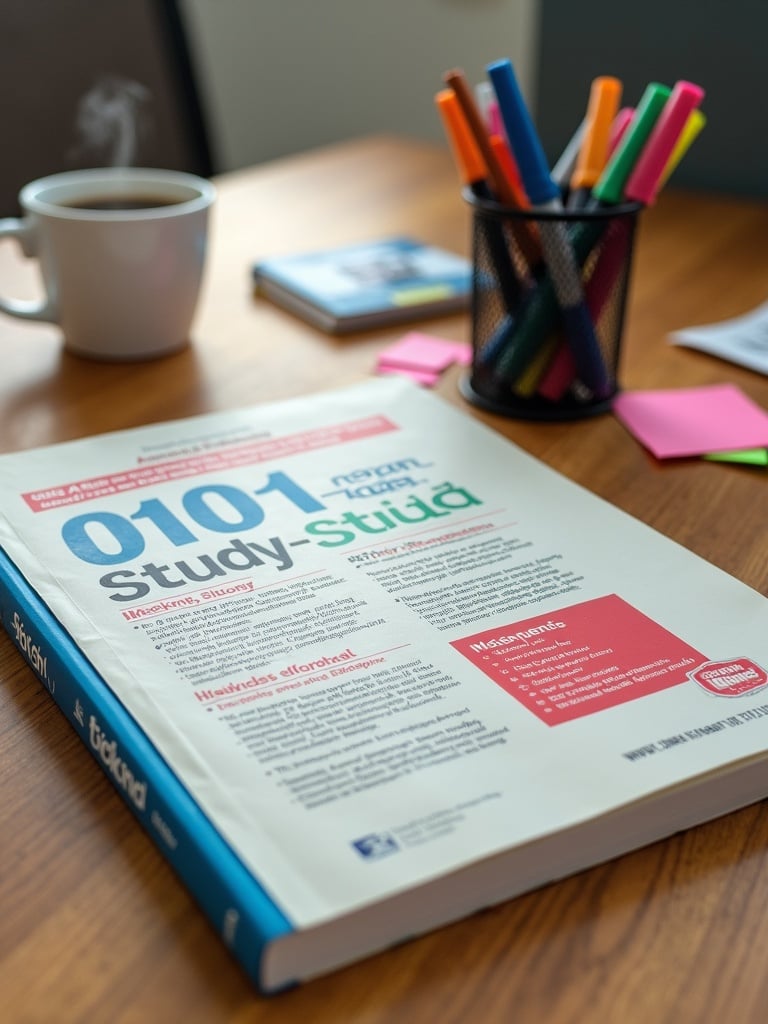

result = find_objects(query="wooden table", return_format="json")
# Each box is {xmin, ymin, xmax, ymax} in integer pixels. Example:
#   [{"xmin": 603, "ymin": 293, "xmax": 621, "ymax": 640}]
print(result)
[{"xmin": 1, "ymin": 135, "xmax": 767, "ymax": 1023}]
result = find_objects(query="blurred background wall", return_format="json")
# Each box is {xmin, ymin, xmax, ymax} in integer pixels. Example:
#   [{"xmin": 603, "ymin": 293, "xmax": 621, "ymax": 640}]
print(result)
[
  {"xmin": 169, "ymin": 0, "xmax": 768, "ymax": 199},
  {"xmin": 1, "ymin": 0, "xmax": 765, "ymax": 217},
  {"xmin": 178, "ymin": 0, "xmax": 539, "ymax": 170}
]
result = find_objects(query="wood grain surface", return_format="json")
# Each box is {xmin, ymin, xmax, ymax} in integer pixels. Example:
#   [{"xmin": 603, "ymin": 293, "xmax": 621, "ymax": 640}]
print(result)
[{"xmin": 1, "ymin": 135, "xmax": 767, "ymax": 1024}]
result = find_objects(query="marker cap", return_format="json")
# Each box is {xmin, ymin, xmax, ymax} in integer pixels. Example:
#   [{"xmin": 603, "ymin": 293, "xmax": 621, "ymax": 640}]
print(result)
[
  {"xmin": 592, "ymin": 83, "xmax": 671, "ymax": 205},
  {"xmin": 570, "ymin": 76, "xmax": 622, "ymax": 189},
  {"xmin": 658, "ymin": 109, "xmax": 706, "ymax": 190},
  {"xmin": 435, "ymin": 89, "xmax": 487, "ymax": 185},
  {"xmin": 487, "ymin": 59, "xmax": 558, "ymax": 205},
  {"xmin": 608, "ymin": 108, "xmax": 635, "ymax": 155},
  {"xmin": 624, "ymin": 81, "xmax": 705, "ymax": 204},
  {"xmin": 489, "ymin": 134, "xmax": 529, "ymax": 208}
]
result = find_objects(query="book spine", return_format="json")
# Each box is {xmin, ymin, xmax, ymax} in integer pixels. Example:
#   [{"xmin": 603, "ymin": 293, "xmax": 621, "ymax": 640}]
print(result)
[{"xmin": 0, "ymin": 547, "xmax": 294, "ymax": 993}]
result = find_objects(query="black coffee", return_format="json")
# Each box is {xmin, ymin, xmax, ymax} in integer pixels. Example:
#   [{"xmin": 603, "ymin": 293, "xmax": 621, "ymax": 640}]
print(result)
[{"xmin": 63, "ymin": 194, "xmax": 186, "ymax": 211}]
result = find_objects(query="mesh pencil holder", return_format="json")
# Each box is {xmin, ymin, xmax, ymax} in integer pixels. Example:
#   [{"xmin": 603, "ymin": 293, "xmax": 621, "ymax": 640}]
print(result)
[{"xmin": 460, "ymin": 191, "xmax": 641, "ymax": 420}]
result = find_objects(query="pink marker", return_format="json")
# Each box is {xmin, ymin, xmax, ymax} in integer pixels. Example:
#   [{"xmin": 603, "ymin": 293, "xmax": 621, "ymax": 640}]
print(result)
[
  {"xmin": 487, "ymin": 100, "xmax": 504, "ymax": 139},
  {"xmin": 624, "ymin": 81, "xmax": 704, "ymax": 204},
  {"xmin": 608, "ymin": 107, "xmax": 634, "ymax": 154}
]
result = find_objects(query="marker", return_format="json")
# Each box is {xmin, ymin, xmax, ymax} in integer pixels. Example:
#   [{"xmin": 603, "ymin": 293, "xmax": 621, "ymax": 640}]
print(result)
[
  {"xmin": 567, "ymin": 76, "xmax": 623, "ymax": 208},
  {"xmin": 494, "ymin": 83, "xmax": 673, "ymax": 391},
  {"xmin": 435, "ymin": 89, "xmax": 522, "ymax": 312},
  {"xmin": 486, "ymin": 59, "xmax": 560, "ymax": 208},
  {"xmin": 536, "ymin": 87, "xmax": 676, "ymax": 396},
  {"xmin": 474, "ymin": 80, "xmax": 502, "ymax": 136},
  {"xmin": 658, "ymin": 109, "xmax": 706, "ymax": 189},
  {"xmin": 512, "ymin": 334, "xmax": 561, "ymax": 397},
  {"xmin": 538, "ymin": 213, "xmax": 636, "ymax": 400},
  {"xmin": 488, "ymin": 134, "xmax": 530, "ymax": 209},
  {"xmin": 551, "ymin": 119, "xmax": 587, "ymax": 191},
  {"xmin": 443, "ymin": 68, "xmax": 525, "ymax": 211},
  {"xmin": 624, "ymin": 81, "xmax": 705, "ymax": 204},
  {"xmin": 539, "ymin": 84, "xmax": 704, "ymax": 400},
  {"xmin": 608, "ymin": 107, "xmax": 635, "ymax": 154},
  {"xmin": 435, "ymin": 89, "xmax": 492, "ymax": 198},
  {"xmin": 443, "ymin": 67, "xmax": 541, "ymax": 266},
  {"xmin": 563, "ymin": 84, "xmax": 673, "ymax": 267},
  {"xmin": 591, "ymin": 83, "xmax": 672, "ymax": 206},
  {"xmin": 487, "ymin": 57, "xmax": 610, "ymax": 395}
]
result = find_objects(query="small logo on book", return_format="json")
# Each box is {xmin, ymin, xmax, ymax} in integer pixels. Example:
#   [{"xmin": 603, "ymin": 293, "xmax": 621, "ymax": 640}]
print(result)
[
  {"xmin": 351, "ymin": 833, "xmax": 400, "ymax": 859},
  {"xmin": 689, "ymin": 658, "xmax": 768, "ymax": 698}
]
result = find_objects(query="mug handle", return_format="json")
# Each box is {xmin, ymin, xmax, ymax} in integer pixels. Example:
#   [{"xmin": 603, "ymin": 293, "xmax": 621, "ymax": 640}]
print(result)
[{"xmin": 0, "ymin": 217, "xmax": 57, "ymax": 321}]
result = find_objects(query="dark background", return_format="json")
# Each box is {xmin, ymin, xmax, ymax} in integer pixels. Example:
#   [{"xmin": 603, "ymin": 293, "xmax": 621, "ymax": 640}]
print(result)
[{"xmin": 534, "ymin": 0, "xmax": 766, "ymax": 198}]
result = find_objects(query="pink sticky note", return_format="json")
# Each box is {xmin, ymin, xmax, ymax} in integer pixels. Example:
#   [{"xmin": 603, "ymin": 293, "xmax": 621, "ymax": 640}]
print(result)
[
  {"xmin": 450, "ymin": 342, "xmax": 473, "ymax": 366},
  {"xmin": 377, "ymin": 332, "xmax": 464, "ymax": 373},
  {"xmin": 613, "ymin": 384, "xmax": 768, "ymax": 459},
  {"xmin": 376, "ymin": 365, "xmax": 441, "ymax": 387}
]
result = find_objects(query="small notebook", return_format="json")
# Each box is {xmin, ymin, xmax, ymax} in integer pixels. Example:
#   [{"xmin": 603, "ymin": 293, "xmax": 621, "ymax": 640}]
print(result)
[{"xmin": 252, "ymin": 236, "xmax": 471, "ymax": 333}]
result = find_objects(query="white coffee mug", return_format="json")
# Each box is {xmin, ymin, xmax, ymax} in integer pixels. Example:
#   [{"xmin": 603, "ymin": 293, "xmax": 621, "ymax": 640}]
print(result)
[{"xmin": 0, "ymin": 167, "xmax": 216, "ymax": 360}]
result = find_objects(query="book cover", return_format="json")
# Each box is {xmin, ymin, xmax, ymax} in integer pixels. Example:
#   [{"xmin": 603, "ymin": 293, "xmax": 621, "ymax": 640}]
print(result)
[
  {"xmin": 0, "ymin": 547, "xmax": 293, "ymax": 991},
  {"xmin": 1, "ymin": 377, "xmax": 768, "ymax": 992},
  {"xmin": 252, "ymin": 237, "xmax": 471, "ymax": 333}
]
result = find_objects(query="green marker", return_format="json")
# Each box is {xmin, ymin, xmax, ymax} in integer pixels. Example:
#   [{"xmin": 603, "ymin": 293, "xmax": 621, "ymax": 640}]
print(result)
[
  {"xmin": 492, "ymin": 83, "xmax": 673, "ymax": 389},
  {"xmin": 592, "ymin": 83, "xmax": 672, "ymax": 205}
]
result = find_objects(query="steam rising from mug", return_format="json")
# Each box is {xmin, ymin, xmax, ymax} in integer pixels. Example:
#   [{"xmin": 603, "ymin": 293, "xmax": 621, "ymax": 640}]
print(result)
[{"xmin": 70, "ymin": 76, "xmax": 152, "ymax": 167}]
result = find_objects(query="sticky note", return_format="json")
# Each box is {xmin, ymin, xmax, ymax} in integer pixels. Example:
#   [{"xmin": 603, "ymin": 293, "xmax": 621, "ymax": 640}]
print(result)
[
  {"xmin": 702, "ymin": 448, "xmax": 768, "ymax": 466},
  {"xmin": 612, "ymin": 384, "xmax": 768, "ymax": 459},
  {"xmin": 377, "ymin": 332, "xmax": 471, "ymax": 373},
  {"xmin": 376, "ymin": 365, "xmax": 441, "ymax": 387}
]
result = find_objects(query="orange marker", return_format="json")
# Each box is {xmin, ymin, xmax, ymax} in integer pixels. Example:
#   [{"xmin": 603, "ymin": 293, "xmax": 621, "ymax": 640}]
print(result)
[
  {"xmin": 443, "ymin": 67, "xmax": 522, "ymax": 210},
  {"xmin": 568, "ymin": 76, "xmax": 623, "ymax": 207},
  {"xmin": 489, "ymin": 133, "xmax": 530, "ymax": 209},
  {"xmin": 435, "ymin": 89, "xmax": 488, "ymax": 190},
  {"xmin": 658, "ymin": 108, "xmax": 706, "ymax": 189},
  {"xmin": 435, "ymin": 89, "xmax": 524, "ymax": 310},
  {"xmin": 441, "ymin": 69, "xmax": 542, "ymax": 267}
]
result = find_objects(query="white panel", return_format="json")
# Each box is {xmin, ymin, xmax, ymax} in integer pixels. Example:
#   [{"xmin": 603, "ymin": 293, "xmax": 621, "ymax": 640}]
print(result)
[{"xmin": 180, "ymin": 0, "xmax": 540, "ymax": 171}]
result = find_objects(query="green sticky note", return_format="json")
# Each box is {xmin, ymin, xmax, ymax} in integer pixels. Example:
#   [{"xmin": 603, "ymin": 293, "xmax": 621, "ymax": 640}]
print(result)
[{"xmin": 703, "ymin": 448, "xmax": 768, "ymax": 466}]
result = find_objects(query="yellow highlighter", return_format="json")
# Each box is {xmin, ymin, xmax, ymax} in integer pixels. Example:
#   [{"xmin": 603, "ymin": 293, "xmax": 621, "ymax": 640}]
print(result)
[{"xmin": 658, "ymin": 109, "xmax": 706, "ymax": 189}]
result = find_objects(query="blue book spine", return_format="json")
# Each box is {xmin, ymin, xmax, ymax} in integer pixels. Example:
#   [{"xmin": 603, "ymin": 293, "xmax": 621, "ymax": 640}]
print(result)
[{"xmin": 0, "ymin": 546, "xmax": 295, "ymax": 993}]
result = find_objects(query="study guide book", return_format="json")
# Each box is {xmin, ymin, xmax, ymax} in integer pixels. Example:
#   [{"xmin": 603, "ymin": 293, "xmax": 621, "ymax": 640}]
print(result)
[
  {"xmin": 1, "ymin": 377, "xmax": 768, "ymax": 993},
  {"xmin": 252, "ymin": 236, "xmax": 471, "ymax": 333}
]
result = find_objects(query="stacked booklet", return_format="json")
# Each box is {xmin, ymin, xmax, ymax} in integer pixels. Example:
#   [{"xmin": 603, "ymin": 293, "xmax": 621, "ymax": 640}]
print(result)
[
  {"xmin": 252, "ymin": 237, "xmax": 471, "ymax": 332},
  {"xmin": 1, "ymin": 378, "xmax": 767, "ymax": 993}
]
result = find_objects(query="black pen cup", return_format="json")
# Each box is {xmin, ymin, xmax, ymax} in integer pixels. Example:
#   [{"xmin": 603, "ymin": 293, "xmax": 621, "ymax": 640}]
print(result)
[{"xmin": 460, "ymin": 191, "xmax": 641, "ymax": 420}]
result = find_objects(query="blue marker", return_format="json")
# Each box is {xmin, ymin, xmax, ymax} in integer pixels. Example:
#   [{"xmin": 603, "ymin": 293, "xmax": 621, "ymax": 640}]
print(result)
[{"xmin": 487, "ymin": 58, "xmax": 610, "ymax": 396}]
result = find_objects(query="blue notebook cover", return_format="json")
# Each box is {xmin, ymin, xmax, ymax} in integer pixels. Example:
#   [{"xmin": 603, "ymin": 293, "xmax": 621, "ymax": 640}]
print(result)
[{"xmin": 253, "ymin": 236, "xmax": 471, "ymax": 332}]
